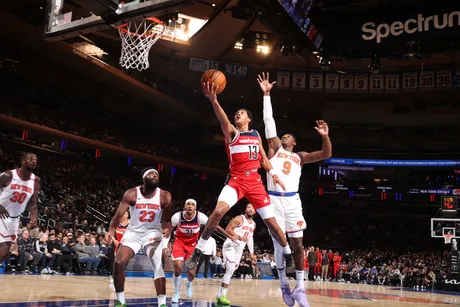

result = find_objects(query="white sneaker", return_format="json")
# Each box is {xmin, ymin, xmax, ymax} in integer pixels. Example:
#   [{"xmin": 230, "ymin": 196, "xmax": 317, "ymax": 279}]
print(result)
[
  {"xmin": 172, "ymin": 292, "xmax": 181, "ymax": 303},
  {"xmin": 40, "ymin": 268, "xmax": 49, "ymax": 274}
]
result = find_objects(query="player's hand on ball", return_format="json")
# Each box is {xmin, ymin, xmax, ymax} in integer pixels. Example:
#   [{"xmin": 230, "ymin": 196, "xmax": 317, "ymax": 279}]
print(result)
[
  {"xmin": 0, "ymin": 205, "xmax": 9, "ymax": 219},
  {"xmin": 273, "ymin": 175, "xmax": 286, "ymax": 191},
  {"xmin": 257, "ymin": 72, "xmax": 276, "ymax": 93},
  {"xmin": 315, "ymin": 120, "xmax": 329, "ymax": 136},
  {"xmin": 203, "ymin": 81, "xmax": 218, "ymax": 101}
]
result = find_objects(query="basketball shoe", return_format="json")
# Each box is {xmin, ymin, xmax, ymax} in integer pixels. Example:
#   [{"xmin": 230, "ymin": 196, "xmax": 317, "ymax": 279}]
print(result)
[
  {"xmin": 281, "ymin": 285, "xmax": 295, "ymax": 307},
  {"xmin": 185, "ymin": 248, "xmax": 203, "ymax": 269},
  {"xmin": 291, "ymin": 287, "xmax": 310, "ymax": 307},
  {"xmin": 114, "ymin": 300, "xmax": 126, "ymax": 307},
  {"xmin": 216, "ymin": 295, "xmax": 231, "ymax": 305},
  {"xmin": 185, "ymin": 280, "xmax": 193, "ymax": 297}
]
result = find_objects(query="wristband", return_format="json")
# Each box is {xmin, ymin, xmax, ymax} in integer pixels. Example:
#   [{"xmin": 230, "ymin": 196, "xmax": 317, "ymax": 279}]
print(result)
[{"xmin": 269, "ymin": 169, "xmax": 278, "ymax": 177}]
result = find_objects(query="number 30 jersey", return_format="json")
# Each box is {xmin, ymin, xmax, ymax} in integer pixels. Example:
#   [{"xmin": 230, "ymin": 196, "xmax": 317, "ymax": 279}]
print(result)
[
  {"xmin": 172, "ymin": 211, "xmax": 208, "ymax": 245},
  {"xmin": 267, "ymin": 147, "xmax": 302, "ymax": 193},
  {"xmin": 127, "ymin": 186, "xmax": 163, "ymax": 233},
  {"xmin": 0, "ymin": 169, "xmax": 36, "ymax": 217},
  {"xmin": 226, "ymin": 130, "xmax": 262, "ymax": 175}
]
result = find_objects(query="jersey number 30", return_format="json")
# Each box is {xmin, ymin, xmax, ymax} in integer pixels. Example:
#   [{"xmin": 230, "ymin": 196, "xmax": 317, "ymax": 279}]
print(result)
[
  {"xmin": 139, "ymin": 210, "xmax": 156, "ymax": 223},
  {"xmin": 10, "ymin": 192, "xmax": 27, "ymax": 204}
]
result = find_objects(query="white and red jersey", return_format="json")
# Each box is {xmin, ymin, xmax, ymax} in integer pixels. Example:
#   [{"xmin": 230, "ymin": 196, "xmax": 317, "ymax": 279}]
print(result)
[
  {"xmin": 226, "ymin": 130, "xmax": 262, "ymax": 175},
  {"xmin": 0, "ymin": 169, "xmax": 36, "ymax": 217},
  {"xmin": 115, "ymin": 222, "xmax": 129, "ymax": 242},
  {"xmin": 172, "ymin": 211, "xmax": 208, "ymax": 245},
  {"xmin": 127, "ymin": 187, "xmax": 162, "ymax": 233},
  {"xmin": 224, "ymin": 215, "xmax": 255, "ymax": 252},
  {"xmin": 267, "ymin": 146, "xmax": 302, "ymax": 193}
]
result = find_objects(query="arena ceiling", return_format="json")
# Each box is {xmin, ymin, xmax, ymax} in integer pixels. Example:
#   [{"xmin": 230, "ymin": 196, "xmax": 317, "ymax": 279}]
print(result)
[{"xmin": 1, "ymin": 1, "xmax": 460, "ymax": 158}]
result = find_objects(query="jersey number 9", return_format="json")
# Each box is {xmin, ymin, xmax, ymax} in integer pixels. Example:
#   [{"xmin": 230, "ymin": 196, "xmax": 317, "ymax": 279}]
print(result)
[{"xmin": 282, "ymin": 161, "xmax": 291, "ymax": 175}]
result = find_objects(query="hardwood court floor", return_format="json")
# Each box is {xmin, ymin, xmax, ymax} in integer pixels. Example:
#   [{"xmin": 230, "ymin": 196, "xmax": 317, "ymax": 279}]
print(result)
[{"xmin": 0, "ymin": 274, "xmax": 459, "ymax": 306}]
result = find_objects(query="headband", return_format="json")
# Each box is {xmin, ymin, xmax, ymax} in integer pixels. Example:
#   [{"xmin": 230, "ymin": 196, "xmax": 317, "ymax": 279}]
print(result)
[
  {"xmin": 185, "ymin": 198, "xmax": 197, "ymax": 206},
  {"xmin": 142, "ymin": 169, "xmax": 158, "ymax": 178}
]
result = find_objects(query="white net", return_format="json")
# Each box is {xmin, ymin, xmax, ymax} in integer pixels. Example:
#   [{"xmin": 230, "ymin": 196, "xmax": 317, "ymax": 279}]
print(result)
[
  {"xmin": 444, "ymin": 234, "xmax": 453, "ymax": 244},
  {"xmin": 117, "ymin": 18, "xmax": 164, "ymax": 71}
]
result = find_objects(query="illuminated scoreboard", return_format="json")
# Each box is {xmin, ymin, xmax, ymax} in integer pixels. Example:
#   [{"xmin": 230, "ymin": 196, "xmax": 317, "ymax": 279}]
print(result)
[{"xmin": 441, "ymin": 196, "xmax": 458, "ymax": 217}]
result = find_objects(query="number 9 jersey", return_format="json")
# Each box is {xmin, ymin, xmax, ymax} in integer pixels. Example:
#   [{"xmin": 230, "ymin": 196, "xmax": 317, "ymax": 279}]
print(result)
[{"xmin": 266, "ymin": 147, "xmax": 301, "ymax": 193}]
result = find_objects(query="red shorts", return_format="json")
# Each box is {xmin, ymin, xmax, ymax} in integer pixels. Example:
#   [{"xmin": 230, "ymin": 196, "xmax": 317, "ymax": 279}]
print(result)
[
  {"xmin": 172, "ymin": 239, "xmax": 196, "ymax": 261},
  {"xmin": 223, "ymin": 173, "xmax": 270, "ymax": 210}
]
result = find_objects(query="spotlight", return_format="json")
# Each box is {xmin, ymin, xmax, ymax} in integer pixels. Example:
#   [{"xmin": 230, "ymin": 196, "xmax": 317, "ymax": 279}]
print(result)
[
  {"xmin": 369, "ymin": 55, "xmax": 382, "ymax": 74},
  {"xmin": 256, "ymin": 45, "xmax": 269, "ymax": 54},
  {"xmin": 234, "ymin": 41, "xmax": 243, "ymax": 50}
]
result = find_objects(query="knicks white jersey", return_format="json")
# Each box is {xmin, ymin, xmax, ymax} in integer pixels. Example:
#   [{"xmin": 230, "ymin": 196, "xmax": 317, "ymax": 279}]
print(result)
[
  {"xmin": 0, "ymin": 169, "xmax": 36, "ymax": 217},
  {"xmin": 127, "ymin": 186, "xmax": 162, "ymax": 233},
  {"xmin": 267, "ymin": 147, "xmax": 302, "ymax": 193},
  {"xmin": 225, "ymin": 215, "xmax": 255, "ymax": 248}
]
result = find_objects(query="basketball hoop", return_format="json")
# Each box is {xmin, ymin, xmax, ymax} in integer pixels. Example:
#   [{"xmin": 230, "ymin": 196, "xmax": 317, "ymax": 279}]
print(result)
[
  {"xmin": 444, "ymin": 233, "xmax": 454, "ymax": 244},
  {"xmin": 116, "ymin": 17, "xmax": 165, "ymax": 71}
]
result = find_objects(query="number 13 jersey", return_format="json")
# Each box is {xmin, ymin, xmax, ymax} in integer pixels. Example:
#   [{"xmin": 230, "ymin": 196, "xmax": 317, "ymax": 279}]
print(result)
[
  {"xmin": 128, "ymin": 186, "xmax": 163, "ymax": 233},
  {"xmin": 226, "ymin": 130, "xmax": 262, "ymax": 175},
  {"xmin": 267, "ymin": 147, "xmax": 302, "ymax": 193}
]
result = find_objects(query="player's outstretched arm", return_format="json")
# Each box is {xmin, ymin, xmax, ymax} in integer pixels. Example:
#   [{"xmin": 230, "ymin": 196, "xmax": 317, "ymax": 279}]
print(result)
[
  {"xmin": 28, "ymin": 177, "xmax": 40, "ymax": 226},
  {"xmin": 259, "ymin": 136, "xmax": 286, "ymax": 191},
  {"xmin": 161, "ymin": 190, "xmax": 173, "ymax": 237},
  {"xmin": 298, "ymin": 120, "xmax": 332, "ymax": 165},
  {"xmin": 203, "ymin": 81, "xmax": 237, "ymax": 142},
  {"xmin": 107, "ymin": 188, "xmax": 136, "ymax": 240},
  {"xmin": 258, "ymin": 72, "xmax": 281, "ymax": 158}
]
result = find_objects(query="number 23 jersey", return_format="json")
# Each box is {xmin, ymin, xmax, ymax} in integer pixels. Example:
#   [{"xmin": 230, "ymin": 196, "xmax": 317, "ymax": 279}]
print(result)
[{"xmin": 127, "ymin": 186, "xmax": 163, "ymax": 233}]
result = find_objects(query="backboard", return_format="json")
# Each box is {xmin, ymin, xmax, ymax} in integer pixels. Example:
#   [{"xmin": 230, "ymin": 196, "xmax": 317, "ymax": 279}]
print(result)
[
  {"xmin": 43, "ymin": 0, "xmax": 193, "ymax": 42},
  {"xmin": 431, "ymin": 218, "xmax": 460, "ymax": 240}
]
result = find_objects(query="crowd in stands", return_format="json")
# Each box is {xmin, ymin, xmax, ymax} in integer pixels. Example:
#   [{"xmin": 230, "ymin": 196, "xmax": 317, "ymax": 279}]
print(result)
[
  {"xmin": 0, "ymin": 135, "xmax": 452, "ymax": 289},
  {"xmin": 0, "ymin": 72, "xmax": 226, "ymax": 168}
]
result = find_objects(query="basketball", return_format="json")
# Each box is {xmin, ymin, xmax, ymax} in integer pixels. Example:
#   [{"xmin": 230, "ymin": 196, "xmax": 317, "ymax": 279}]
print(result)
[{"xmin": 201, "ymin": 69, "xmax": 226, "ymax": 94}]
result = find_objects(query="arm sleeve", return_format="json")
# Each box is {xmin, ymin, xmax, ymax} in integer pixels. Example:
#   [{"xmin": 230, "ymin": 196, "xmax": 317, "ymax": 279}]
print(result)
[
  {"xmin": 198, "ymin": 212, "xmax": 209, "ymax": 225},
  {"xmin": 171, "ymin": 212, "xmax": 180, "ymax": 227},
  {"xmin": 162, "ymin": 235, "xmax": 170, "ymax": 249},
  {"xmin": 212, "ymin": 239, "xmax": 217, "ymax": 257},
  {"xmin": 263, "ymin": 95, "xmax": 277, "ymax": 139},
  {"xmin": 247, "ymin": 237, "xmax": 254, "ymax": 254}
]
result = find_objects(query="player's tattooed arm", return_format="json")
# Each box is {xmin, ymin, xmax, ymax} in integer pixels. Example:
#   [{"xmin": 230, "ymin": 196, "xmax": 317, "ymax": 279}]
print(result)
[
  {"xmin": 298, "ymin": 120, "xmax": 332, "ymax": 165},
  {"xmin": 107, "ymin": 188, "xmax": 136, "ymax": 238},
  {"xmin": 28, "ymin": 177, "xmax": 40, "ymax": 226},
  {"xmin": 225, "ymin": 216, "xmax": 245, "ymax": 242},
  {"xmin": 203, "ymin": 81, "xmax": 238, "ymax": 143},
  {"xmin": 161, "ymin": 190, "xmax": 173, "ymax": 237},
  {"xmin": 0, "ymin": 171, "xmax": 13, "ymax": 219}
]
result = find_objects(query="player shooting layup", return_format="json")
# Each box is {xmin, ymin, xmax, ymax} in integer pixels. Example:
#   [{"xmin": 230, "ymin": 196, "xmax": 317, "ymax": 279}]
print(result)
[
  {"xmin": 0, "ymin": 153, "xmax": 39, "ymax": 264},
  {"xmin": 186, "ymin": 81, "xmax": 294, "ymax": 273},
  {"xmin": 106, "ymin": 168, "xmax": 172, "ymax": 307},
  {"xmin": 259, "ymin": 72, "xmax": 332, "ymax": 307},
  {"xmin": 216, "ymin": 203, "xmax": 256, "ymax": 305}
]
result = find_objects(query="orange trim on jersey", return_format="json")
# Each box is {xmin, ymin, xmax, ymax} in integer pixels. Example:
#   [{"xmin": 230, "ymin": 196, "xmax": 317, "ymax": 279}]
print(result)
[{"xmin": 286, "ymin": 228, "xmax": 306, "ymax": 233}]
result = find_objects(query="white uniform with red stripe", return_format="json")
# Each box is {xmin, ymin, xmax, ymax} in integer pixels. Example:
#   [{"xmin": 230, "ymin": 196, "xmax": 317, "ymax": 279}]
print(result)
[
  {"xmin": 0, "ymin": 169, "xmax": 36, "ymax": 243},
  {"xmin": 266, "ymin": 146, "xmax": 306, "ymax": 237},
  {"xmin": 120, "ymin": 187, "xmax": 163, "ymax": 254},
  {"xmin": 222, "ymin": 215, "xmax": 256, "ymax": 268}
]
